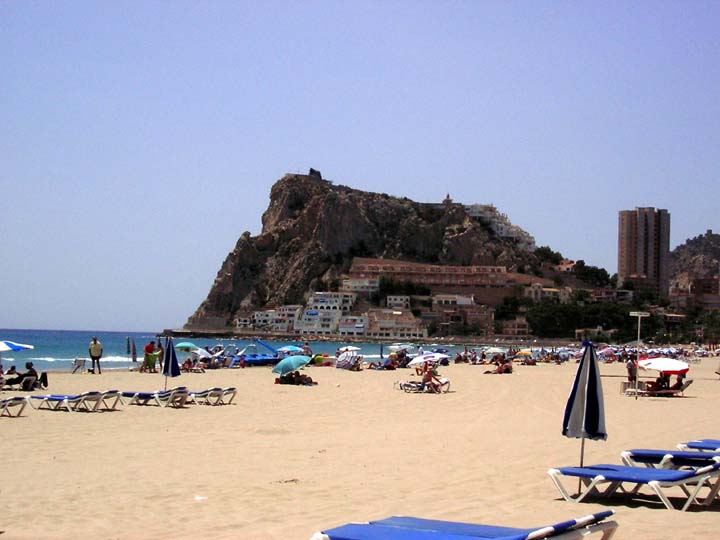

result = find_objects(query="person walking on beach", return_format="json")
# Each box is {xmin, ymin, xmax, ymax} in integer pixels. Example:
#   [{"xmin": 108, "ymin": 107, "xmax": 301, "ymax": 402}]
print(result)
[{"xmin": 88, "ymin": 336, "xmax": 103, "ymax": 374}]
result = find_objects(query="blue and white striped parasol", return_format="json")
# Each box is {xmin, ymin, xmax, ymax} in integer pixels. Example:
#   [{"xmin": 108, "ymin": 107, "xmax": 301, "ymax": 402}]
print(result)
[{"xmin": 562, "ymin": 342, "xmax": 607, "ymax": 470}]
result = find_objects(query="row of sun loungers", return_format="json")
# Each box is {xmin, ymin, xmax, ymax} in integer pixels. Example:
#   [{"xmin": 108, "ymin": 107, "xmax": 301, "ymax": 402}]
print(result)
[
  {"xmin": 0, "ymin": 387, "xmax": 237, "ymax": 415},
  {"xmin": 548, "ymin": 442, "xmax": 720, "ymax": 512}
]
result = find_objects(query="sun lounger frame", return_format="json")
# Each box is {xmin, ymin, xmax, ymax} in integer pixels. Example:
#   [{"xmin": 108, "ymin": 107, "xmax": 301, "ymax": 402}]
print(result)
[
  {"xmin": 621, "ymin": 449, "xmax": 720, "ymax": 469},
  {"xmin": 0, "ymin": 396, "xmax": 29, "ymax": 417},
  {"xmin": 122, "ymin": 387, "xmax": 189, "ymax": 408},
  {"xmin": 29, "ymin": 391, "xmax": 104, "ymax": 412},
  {"xmin": 548, "ymin": 463, "xmax": 720, "ymax": 511}
]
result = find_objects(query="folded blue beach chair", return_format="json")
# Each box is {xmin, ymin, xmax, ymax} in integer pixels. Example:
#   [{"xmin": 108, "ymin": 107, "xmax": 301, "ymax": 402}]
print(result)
[
  {"xmin": 548, "ymin": 462, "xmax": 720, "ymax": 511},
  {"xmin": 677, "ymin": 439, "xmax": 720, "ymax": 452},
  {"xmin": 310, "ymin": 511, "xmax": 618, "ymax": 540},
  {"xmin": 621, "ymin": 449, "xmax": 720, "ymax": 469},
  {"xmin": 0, "ymin": 396, "xmax": 29, "ymax": 417}
]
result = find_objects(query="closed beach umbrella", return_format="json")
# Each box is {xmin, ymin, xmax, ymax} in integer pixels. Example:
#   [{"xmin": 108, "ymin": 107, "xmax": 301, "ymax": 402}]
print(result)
[
  {"xmin": 638, "ymin": 357, "xmax": 689, "ymax": 375},
  {"xmin": 162, "ymin": 337, "xmax": 181, "ymax": 390},
  {"xmin": 272, "ymin": 355, "xmax": 311, "ymax": 376},
  {"xmin": 562, "ymin": 342, "xmax": 607, "ymax": 476},
  {"xmin": 131, "ymin": 340, "xmax": 137, "ymax": 362},
  {"xmin": 126, "ymin": 336, "xmax": 131, "ymax": 355}
]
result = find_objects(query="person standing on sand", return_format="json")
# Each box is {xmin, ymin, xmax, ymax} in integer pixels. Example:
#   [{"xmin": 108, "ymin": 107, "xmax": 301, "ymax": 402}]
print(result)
[
  {"xmin": 141, "ymin": 340, "xmax": 155, "ymax": 373},
  {"xmin": 88, "ymin": 336, "xmax": 103, "ymax": 374}
]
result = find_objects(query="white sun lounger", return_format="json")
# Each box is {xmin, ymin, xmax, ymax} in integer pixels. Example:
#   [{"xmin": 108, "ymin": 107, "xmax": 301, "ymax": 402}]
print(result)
[{"xmin": 0, "ymin": 396, "xmax": 29, "ymax": 417}]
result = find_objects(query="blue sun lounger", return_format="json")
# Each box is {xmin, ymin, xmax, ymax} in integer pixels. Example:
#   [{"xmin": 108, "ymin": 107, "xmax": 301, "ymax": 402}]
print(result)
[
  {"xmin": 0, "ymin": 396, "xmax": 29, "ymax": 417},
  {"xmin": 121, "ymin": 387, "xmax": 188, "ymax": 408},
  {"xmin": 548, "ymin": 462, "xmax": 720, "ymax": 511},
  {"xmin": 621, "ymin": 449, "xmax": 720, "ymax": 469},
  {"xmin": 677, "ymin": 439, "xmax": 720, "ymax": 452},
  {"xmin": 310, "ymin": 511, "xmax": 618, "ymax": 540},
  {"xmin": 29, "ymin": 391, "xmax": 105, "ymax": 412}
]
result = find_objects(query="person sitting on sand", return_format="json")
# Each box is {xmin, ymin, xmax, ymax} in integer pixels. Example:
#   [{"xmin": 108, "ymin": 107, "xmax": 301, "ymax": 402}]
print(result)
[
  {"xmin": 484, "ymin": 358, "xmax": 513, "ymax": 374},
  {"xmin": 420, "ymin": 362, "xmax": 444, "ymax": 393}
]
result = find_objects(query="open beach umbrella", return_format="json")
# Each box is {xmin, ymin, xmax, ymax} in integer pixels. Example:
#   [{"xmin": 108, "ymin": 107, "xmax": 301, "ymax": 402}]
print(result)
[
  {"xmin": 408, "ymin": 352, "xmax": 449, "ymax": 367},
  {"xmin": 272, "ymin": 355, "xmax": 311, "ymax": 376},
  {"xmin": 191, "ymin": 347, "xmax": 212, "ymax": 360},
  {"xmin": 638, "ymin": 357, "xmax": 689, "ymax": 375},
  {"xmin": 484, "ymin": 347, "xmax": 505, "ymax": 355},
  {"xmin": 562, "ymin": 342, "xmax": 606, "ymax": 478},
  {"xmin": 0, "ymin": 340, "xmax": 34, "ymax": 353},
  {"xmin": 278, "ymin": 345, "xmax": 304, "ymax": 353},
  {"xmin": 174, "ymin": 341, "xmax": 198, "ymax": 351},
  {"xmin": 0, "ymin": 340, "xmax": 34, "ymax": 362},
  {"xmin": 162, "ymin": 337, "xmax": 181, "ymax": 390},
  {"xmin": 337, "ymin": 346, "xmax": 361, "ymax": 353}
]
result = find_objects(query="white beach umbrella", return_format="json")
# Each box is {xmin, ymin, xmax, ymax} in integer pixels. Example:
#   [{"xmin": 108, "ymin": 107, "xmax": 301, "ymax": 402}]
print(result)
[
  {"xmin": 638, "ymin": 357, "xmax": 689, "ymax": 375},
  {"xmin": 407, "ymin": 353, "xmax": 449, "ymax": 367},
  {"xmin": 337, "ymin": 346, "xmax": 361, "ymax": 353}
]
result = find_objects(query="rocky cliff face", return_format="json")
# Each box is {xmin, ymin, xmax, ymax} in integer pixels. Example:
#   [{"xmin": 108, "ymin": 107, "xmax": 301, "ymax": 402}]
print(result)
[
  {"xmin": 670, "ymin": 230, "xmax": 720, "ymax": 290},
  {"xmin": 186, "ymin": 173, "xmax": 537, "ymax": 328}
]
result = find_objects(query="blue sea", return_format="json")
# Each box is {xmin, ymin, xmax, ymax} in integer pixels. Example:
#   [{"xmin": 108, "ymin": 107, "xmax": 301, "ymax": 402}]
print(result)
[{"xmin": 0, "ymin": 329, "xmax": 467, "ymax": 373}]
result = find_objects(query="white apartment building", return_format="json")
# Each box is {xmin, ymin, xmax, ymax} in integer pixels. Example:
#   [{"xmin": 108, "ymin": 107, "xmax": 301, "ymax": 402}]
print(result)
[
  {"xmin": 308, "ymin": 291, "xmax": 357, "ymax": 312},
  {"xmin": 341, "ymin": 277, "xmax": 380, "ymax": 294},
  {"xmin": 294, "ymin": 309, "xmax": 343, "ymax": 335},
  {"xmin": 338, "ymin": 315, "xmax": 367, "ymax": 337},
  {"xmin": 524, "ymin": 283, "xmax": 573, "ymax": 304},
  {"xmin": 364, "ymin": 309, "xmax": 427, "ymax": 340},
  {"xmin": 432, "ymin": 294, "xmax": 474, "ymax": 307},
  {"xmin": 253, "ymin": 309, "xmax": 276, "ymax": 328}
]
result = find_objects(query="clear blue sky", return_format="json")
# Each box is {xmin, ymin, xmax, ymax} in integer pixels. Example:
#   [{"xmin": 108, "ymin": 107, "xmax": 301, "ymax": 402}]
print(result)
[{"xmin": 2, "ymin": 1, "xmax": 718, "ymax": 332}]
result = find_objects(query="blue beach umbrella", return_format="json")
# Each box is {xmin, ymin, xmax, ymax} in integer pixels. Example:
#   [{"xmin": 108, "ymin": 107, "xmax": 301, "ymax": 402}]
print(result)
[
  {"xmin": 162, "ymin": 337, "xmax": 181, "ymax": 390},
  {"xmin": 0, "ymin": 340, "xmax": 34, "ymax": 363},
  {"xmin": 562, "ymin": 342, "xmax": 607, "ymax": 472},
  {"xmin": 277, "ymin": 345, "xmax": 304, "ymax": 353},
  {"xmin": 272, "ymin": 355, "xmax": 311, "ymax": 376}
]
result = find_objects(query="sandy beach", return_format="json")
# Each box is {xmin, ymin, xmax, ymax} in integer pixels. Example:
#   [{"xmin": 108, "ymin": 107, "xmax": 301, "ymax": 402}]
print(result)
[{"xmin": 2, "ymin": 358, "xmax": 719, "ymax": 540}]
